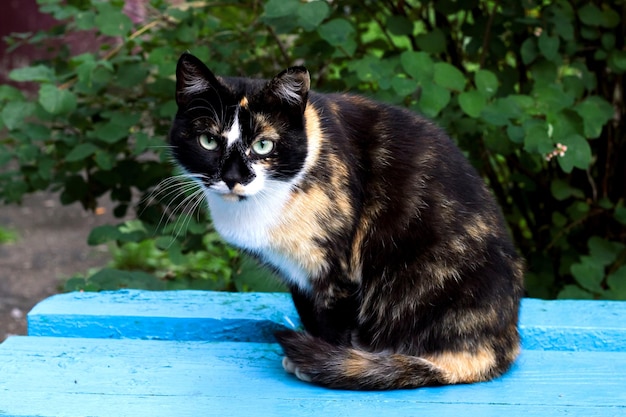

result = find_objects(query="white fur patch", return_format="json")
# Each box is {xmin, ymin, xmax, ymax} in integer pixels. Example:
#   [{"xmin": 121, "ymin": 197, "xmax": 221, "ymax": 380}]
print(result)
[
  {"xmin": 275, "ymin": 73, "xmax": 306, "ymax": 105},
  {"xmin": 182, "ymin": 76, "xmax": 210, "ymax": 95},
  {"xmin": 203, "ymin": 176, "xmax": 312, "ymax": 292},
  {"xmin": 225, "ymin": 107, "xmax": 241, "ymax": 148}
]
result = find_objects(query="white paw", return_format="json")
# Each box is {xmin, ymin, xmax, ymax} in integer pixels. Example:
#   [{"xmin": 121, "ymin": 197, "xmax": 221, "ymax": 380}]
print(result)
[
  {"xmin": 281, "ymin": 356, "xmax": 312, "ymax": 382},
  {"xmin": 295, "ymin": 368, "xmax": 312, "ymax": 382},
  {"xmin": 282, "ymin": 356, "xmax": 296, "ymax": 374}
]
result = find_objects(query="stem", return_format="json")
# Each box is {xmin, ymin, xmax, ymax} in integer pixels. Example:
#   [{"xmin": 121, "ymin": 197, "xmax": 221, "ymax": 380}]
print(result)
[
  {"xmin": 266, "ymin": 25, "xmax": 291, "ymax": 68},
  {"xmin": 545, "ymin": 208, "xmax": 605, "ymax": 251},
  {"xmin": 479, "ymin": 0, "xmax": 500, "ymax": 69}
]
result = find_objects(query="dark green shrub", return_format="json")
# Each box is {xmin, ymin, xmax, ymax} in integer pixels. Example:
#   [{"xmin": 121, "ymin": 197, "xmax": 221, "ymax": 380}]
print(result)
[{"xmin": 1, "ymin": 0, "xmax": 624, "ymax": 298}]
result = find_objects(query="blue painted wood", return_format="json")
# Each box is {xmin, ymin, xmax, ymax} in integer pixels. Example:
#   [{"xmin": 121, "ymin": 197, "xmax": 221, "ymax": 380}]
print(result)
[
  {"xmin": 28, "ymin": 291, "xmax": 626, "ymax": 351},
  {"xmin": 520, "ymin": 298, "xmax": 626, "ymax": 351},
  {"xmin": 28, "ymin": 290, "xmax": 299, "ymax": 342},
  {"xmin": 0, "ymin": 335, "xmax": 625, "ymax": 417}
]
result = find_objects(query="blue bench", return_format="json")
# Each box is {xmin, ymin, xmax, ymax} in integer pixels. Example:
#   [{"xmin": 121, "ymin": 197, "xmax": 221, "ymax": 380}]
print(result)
[{"xmin": 0, "ymin": 290, "xmax": 625, "ymax": 416}]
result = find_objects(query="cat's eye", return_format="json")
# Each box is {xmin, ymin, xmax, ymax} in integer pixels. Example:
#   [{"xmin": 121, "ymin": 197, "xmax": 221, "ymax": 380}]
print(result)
[
  {"xmin": 198, "ymin": 134, "xmax": 219, "ymax": 151},
  {"xmin": 251, "ymin": 139, "xmax": 275, "ymax": 156}
]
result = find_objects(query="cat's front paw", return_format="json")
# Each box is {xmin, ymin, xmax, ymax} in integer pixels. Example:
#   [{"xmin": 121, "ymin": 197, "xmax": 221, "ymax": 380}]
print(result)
[{"xmin": 281, "ymin": 356, "xmax": 312, "ymax": 382}]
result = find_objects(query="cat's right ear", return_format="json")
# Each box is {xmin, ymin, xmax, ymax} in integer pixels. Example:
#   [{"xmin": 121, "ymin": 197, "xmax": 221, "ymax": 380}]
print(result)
[
  {"xmin": 266, "ymin": 66, "xmax": 310, "ymax": 113},
  {"xmin": 175, "ymin": 53, "xmax": 220, "ymax": 107}
]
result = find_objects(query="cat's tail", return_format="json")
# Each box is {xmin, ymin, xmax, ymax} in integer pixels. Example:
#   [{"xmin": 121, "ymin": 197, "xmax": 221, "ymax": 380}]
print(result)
[{"xmin": 275, "ymin": 330, "xmax": 510, "ymax": 390}]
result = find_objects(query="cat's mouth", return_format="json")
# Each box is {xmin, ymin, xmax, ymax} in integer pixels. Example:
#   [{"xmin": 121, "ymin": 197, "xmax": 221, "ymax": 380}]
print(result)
[{"xmin": 207, "ymin": 182, "xmax": 249, "ymax": 202}]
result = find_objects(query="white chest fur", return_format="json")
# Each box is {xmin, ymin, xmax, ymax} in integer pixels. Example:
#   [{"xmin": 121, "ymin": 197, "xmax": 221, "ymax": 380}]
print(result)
[{"xmin": 204, "ymin": 181, "xmax": 312, "ymax": 292}]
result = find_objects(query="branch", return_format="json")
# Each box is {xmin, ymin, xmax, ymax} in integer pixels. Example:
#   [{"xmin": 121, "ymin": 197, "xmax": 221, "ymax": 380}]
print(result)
[
  {"xmin": 265, "ymin": 25, "xmax": 291, "ymax": 68},
  {"xmin": 479, "ymin": 0, "xmax": 500, "ymax": 68}
]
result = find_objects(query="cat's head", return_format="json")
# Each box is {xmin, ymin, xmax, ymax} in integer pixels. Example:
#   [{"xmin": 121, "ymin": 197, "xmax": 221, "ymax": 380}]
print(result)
[{"xmin": 169, "ymin": 53, "xmax": 311, "ymax": 202}]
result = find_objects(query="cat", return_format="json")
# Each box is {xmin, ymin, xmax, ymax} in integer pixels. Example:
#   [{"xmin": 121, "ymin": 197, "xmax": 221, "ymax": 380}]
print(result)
[{"xmin": 169, "ymin": 52, "xmax": 525, "ymax": 390}]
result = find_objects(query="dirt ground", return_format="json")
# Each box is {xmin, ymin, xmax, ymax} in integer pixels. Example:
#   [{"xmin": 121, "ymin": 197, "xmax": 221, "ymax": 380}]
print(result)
[{"xmin": 0, "ymin": 192, "xmax": 118, "ymax": 342}]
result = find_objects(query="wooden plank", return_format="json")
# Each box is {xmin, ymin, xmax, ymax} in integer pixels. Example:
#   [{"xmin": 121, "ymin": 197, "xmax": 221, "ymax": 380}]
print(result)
[
  {"xmin": 27, "ymin": 290, "xmax": 299, "ymax": 342},
  {"xmin": 520, "ymin": 298, "xmax": 626, "ymax": 351},
  {"xmin": 28, "ymin": 291, "xmax": 626, "ymax": 351},
  {"xmin": 0, "ymin": 336, "xmax": 625, "ymax": 417}
]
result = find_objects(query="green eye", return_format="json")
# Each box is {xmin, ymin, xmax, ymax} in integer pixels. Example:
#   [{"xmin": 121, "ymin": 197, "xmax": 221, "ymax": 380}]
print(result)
[
  {"xmin": 198, "ymin": 134, "xmax": 219, "ymax": 151},
  {"xmin": 251, "ymin": 139, "xmax": 275, "ymax": 156}
]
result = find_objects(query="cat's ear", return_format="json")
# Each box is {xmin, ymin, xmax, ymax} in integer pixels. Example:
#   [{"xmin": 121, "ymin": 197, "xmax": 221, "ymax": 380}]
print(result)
[
  {"xmin": 175, "ymin": 53, "xmax": 220, "ymax": 107},
  {"xmin": 266, "ymin": 66, "xmax": 310, "ymax": 112}
]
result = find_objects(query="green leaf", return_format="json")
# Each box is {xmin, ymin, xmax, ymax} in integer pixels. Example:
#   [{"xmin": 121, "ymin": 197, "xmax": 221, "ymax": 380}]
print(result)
[
  {"xmin": 0, "ymin": 85, "xmax": 24, "ymax": 101},
  {"xmin": 432, "ymin": 62, "xmax": 465, "ymax": 92},
  {"xmin": 458, "ymin": 90, "xmax": 486, "ymax": 118},
  {"xmin": 66, "ymin": 143, "xmax": 99, "ymax": 162},
  {"xmin": 574, "ymin": 96, "xmax": 614, "ymax": 139},
  {"xmin": 391, "ymin": 76, "xmax": 417, "ymax": 96},
  {"xmin": 88, "ymin": 268, "xmax": 162, "ymax": 291},
  {"xmin": 263, "ymin": 0, "xmax": 299, "ymax": 18},
  {"xmin": 94, "ymin": 150, "xmax": 115, "ymax": 170},
  {"xmin": 475, "ymin": 69, "xmax": 498, "ymax": 97},
  {"xmin": 88, "ymin": 225, "xmax": 122, "ymax": 245},
  {"xmin": 90, "ymin": 121, "xmax": 130, "ymax": 144},
  {"xmin": 415, "ymin": 29, "xmax": 446, "ymax": 54},
  {"xmin": 506, "ymin": 124, "xmax": 525, "ymax": 143},
  {"xmin": 1, "ymin": 102, "xmax": 36, "ymax": 131},
  {"xmin": 557, "ymin": 284, "xmax": 594, "ymax": 300},
  {"xmin": 417, "ymin": 83, "xmax": 450, "ymax": 118},
  {"xmin": 532, "ymin": 84, "xmax": 574, "ymax": 113},
  {"xmin": 552, "ymin": 12, "xmax": 574, "ymax": 41},
  {"xmin": 609, "ymin": 50, "xmax": 626, "ymax": 73},
  {"xmin": 115, "ymin": 64, "xmax": 149, "ymax": 89},
  {"xmin": 570, "ymin": 256, "xmax": 605, "ymax": 294},
  {"xmin": 16, "ymin": 144, "xmax": 39, "ymax": 164},
  {"xmin": 94, "ymin": 6, "xmax": 133, "ymax": 36},
  {"xmin": 233, "ymin": 254, "xmax": 286, "ymax": 292},
  {"xmin": 520, "ymin": 38, "xmax": 537, "ymax": 65},
  {"xmin": 538, "ymin": 33, "xmax": 560, "ymax": 61},
  {"xmin": 38, "ymin": 84, "xmax": 77, "ymax": 115},
  {"xmin": 550, "ymin": 179, "xmax": 584, "ymax": 201},
  {"xmin": 557, "ymin": 134, "xmax": 592, "ymax": 173},
  {"xmin": 578, "ymin": 4, "xmax": 620, "ymax": 28},
  {"xmin": 607, "ymin": 266, "xmax": 626, "ymax": 297},
  {"xmin": 522, "ymin": 119, "xmax": 552, "ymax": 154},
  {"xmin": 296, "ymin": 1, "xmax": 329, "ymax": 32},
  {"xmin": 481, "ymin": 104, "xmax": 509, "ymax": 126},
  {"xmin": 74, "ymin": 10, "xmax": 96, "ymax": 30},
  {"xmin": 387, "ymin": 15, "xmax": 413, "ymax": 36},
  {"xmin": 9, "ymin": 65, "xmax": 55, "ymax": 83},
  {"xmin": 400, "ymin": 51, "xmax": 433, "ymax": 82},
  {"xmin": 530, "ymin": 60, "xmax": 558, "ymax": 87},
  {"xmin": 318, "ymin": 19, "xmax": 356, "ymax": 55},
  {"xmin": 588, "ymin": 236, "xmax": 625, "ymax": 266}
]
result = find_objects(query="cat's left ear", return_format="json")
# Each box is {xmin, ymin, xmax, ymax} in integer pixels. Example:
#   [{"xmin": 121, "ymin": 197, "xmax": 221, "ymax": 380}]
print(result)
[{"xmin": 266, "ymin": 66, "xmax": 310, "ymax": 112}]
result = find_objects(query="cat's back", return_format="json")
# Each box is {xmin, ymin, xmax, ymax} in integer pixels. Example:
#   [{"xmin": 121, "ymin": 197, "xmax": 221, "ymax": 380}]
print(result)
[{"xmin": 305, "ymin": 91, "xmax": 496, "ymax": 220}]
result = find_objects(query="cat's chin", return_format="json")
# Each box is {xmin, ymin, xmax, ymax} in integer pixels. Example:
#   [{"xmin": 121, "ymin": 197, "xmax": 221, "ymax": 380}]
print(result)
[{"xmin": 219, "ymin": 192, "xmax": 247, "ymax": 202}]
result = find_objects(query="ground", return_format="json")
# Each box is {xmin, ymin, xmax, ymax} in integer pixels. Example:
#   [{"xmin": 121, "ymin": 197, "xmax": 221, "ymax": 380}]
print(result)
[{"xmin": 0, "ymin": 192, "xmax": 118, "ymax": 341}]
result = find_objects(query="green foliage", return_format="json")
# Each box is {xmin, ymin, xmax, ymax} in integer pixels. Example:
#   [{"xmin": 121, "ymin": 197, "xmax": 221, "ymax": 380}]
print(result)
[
  {"xmin": 0, "ymin": 226, "xmax": 18, "ymax": 244},
  {"xmin": 1, "ymin": 0, "xmax": 625, "ymax": 298}
]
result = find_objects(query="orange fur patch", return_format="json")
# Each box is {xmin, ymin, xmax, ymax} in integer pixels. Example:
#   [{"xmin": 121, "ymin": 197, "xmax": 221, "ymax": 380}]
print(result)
[{"xmin": 423, "ymin": 348, "xmax": 498, "ymax": 384}]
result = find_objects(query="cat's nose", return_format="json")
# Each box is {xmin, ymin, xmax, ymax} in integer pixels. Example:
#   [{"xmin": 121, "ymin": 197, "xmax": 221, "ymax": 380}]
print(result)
[{"xmin": 222, "ymin": 152, "xmax": 255, "ymax": 189}]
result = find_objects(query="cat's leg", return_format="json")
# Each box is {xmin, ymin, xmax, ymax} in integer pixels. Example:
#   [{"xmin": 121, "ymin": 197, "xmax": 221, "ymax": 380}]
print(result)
[
  {"xmin": 287, "ymin": 285, "xmax": 358, "ymax": 345},
  {"xmin": 280, "ymin": 284, "xmax": 359, "ymax": 382}
]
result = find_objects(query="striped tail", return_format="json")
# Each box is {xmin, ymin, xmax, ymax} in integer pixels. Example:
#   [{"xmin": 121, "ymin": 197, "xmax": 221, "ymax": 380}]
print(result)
[{"xmin": 275, "ymin": 330, "xmax": 508, "ymax": 390}]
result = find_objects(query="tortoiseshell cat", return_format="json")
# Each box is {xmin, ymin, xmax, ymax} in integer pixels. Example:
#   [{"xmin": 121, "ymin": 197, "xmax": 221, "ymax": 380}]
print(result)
[{"xmin": 169, "ymin": 53, "xmax": 524, "ymax": 390}]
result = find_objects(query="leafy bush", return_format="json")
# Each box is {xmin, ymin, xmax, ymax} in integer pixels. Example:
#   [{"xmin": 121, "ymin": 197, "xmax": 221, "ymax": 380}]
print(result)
[{"xmin": 0, "ymin": 0, "xmax": 624, "ymax": 298}]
